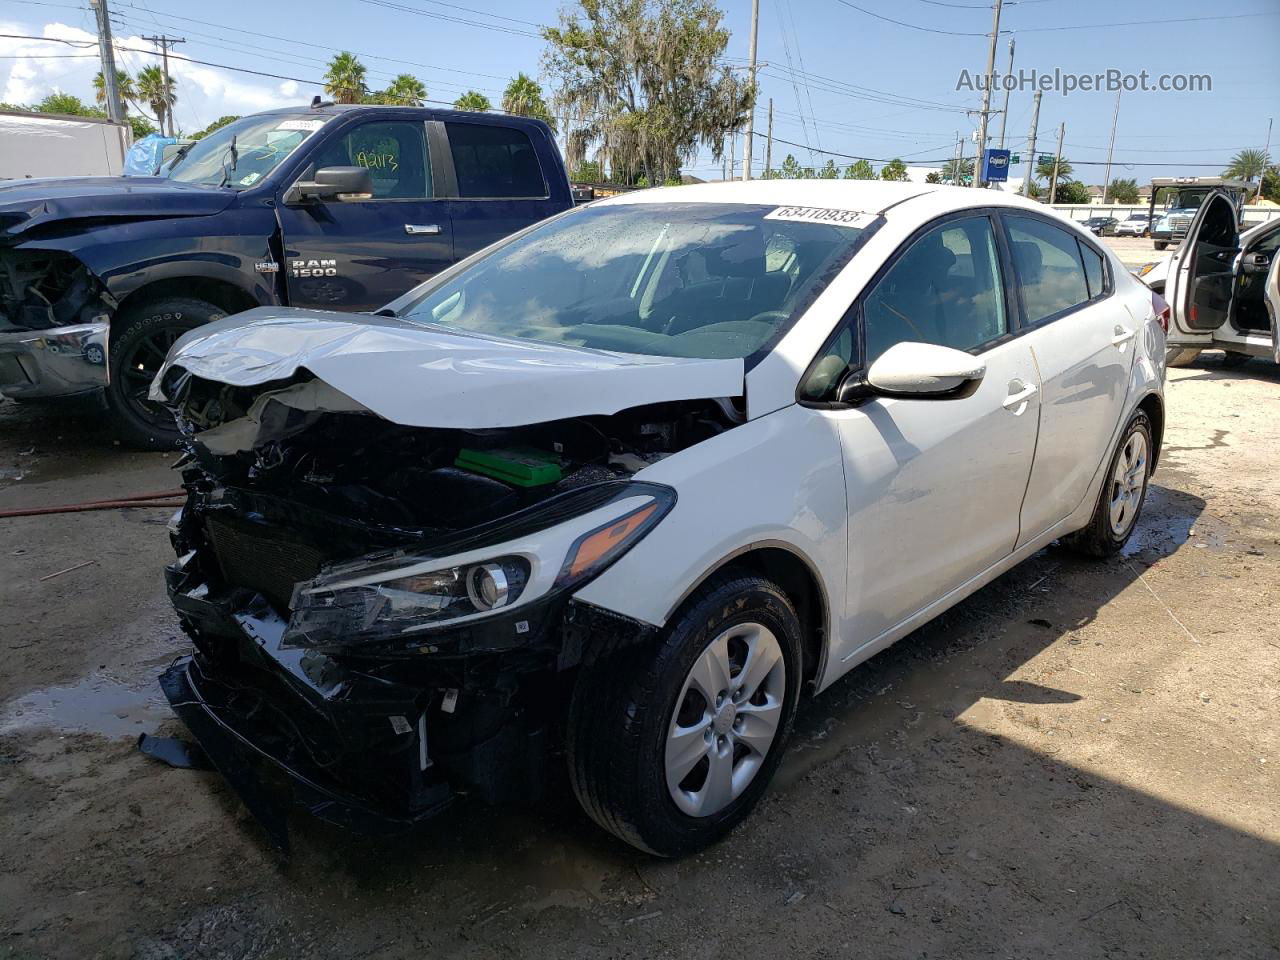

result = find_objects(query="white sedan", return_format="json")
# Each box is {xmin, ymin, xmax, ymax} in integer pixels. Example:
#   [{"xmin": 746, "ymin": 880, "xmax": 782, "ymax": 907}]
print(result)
[{"xmin": 151, "ymin": 181, "xmax": 1167, "ymax": 856}]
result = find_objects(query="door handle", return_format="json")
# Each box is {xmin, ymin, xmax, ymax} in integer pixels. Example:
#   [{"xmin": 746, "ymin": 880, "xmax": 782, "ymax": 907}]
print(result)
[
  {"xmin": 1002, "ymin": 381, "xmax": 1037, "ymax": 411},
  {"xmin": 404, "ymin": 223, "xmax": 442, "ymax": 235},
  {"xmin": 1111, "ymin": 325, "xmax": 1136, "ymax": 347}
]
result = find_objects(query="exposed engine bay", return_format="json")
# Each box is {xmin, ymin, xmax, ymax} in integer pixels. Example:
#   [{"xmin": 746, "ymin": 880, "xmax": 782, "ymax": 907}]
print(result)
[
  {"xmin": 0, "ymin": 249, "xmax": 114, "ymax": 332},
  {"xmin": 159, "ymin": 366, "xmax": 741, "ymax": 851}
]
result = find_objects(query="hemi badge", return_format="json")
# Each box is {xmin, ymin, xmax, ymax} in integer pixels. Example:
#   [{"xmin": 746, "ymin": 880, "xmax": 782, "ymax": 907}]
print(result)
[{"xmin": 255, "ymin": 260, "xmax": 279, "ymax": 273}]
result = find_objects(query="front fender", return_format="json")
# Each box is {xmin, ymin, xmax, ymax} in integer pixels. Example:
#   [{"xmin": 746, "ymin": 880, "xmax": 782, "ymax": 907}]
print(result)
[
  {"xmin": 572, "ymin": 404, "xmax": 848, "ymax": 633},
  {"xmin": 14, "ymin": 206, "xmax": 282, "ymax": 307}
]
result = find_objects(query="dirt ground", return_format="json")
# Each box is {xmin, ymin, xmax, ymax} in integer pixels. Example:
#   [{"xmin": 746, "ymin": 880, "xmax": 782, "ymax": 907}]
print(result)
[{"xmin": 1, "ymin": 357, "xmax": 1277, "ymax": 960}]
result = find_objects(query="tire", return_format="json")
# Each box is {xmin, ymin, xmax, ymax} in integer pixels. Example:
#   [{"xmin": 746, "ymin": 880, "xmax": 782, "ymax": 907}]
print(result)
[
  {"xmin": 1165, "ymin": 347, "xmax": 1201, "ymax": 367},
  {"xmin": 107, "ymin": 297, "xmax": 224, "ymax": 450},
  {"xmin": 1064, "ymin": 411, "xmax": 1153, "ymax": 558},
  {"xmin": 1154, "ymin": 241, "xmax": 1168, "ymax": 251},
  {"xmin": 567, "ymin": 572, "xmax": 803, "ymax": 857},
  {"xmin": 1220, "ymin": 351, "xmax": 1251, "ymax": 368}
]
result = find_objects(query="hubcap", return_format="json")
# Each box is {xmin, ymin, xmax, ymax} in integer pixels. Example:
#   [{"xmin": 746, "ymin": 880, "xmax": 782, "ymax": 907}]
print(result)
[
  {"xmin": 664, "ymin": 621, "xmax": 786, "ymax": 818},
  {"xmin": 1108, "ymin": 431, "xmax": 1148, "ymax": 536}
]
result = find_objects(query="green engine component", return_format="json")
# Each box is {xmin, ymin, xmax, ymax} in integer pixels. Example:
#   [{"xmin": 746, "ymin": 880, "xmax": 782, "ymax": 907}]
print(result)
[{"xmin": 454, "ymin": 446, "xmax": 563, "ymax": 488}]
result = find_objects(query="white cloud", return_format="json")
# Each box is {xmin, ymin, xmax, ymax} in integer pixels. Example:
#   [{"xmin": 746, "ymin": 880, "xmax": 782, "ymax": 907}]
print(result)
[{"xmin": 0, "ymin": 18, "xmax": 321, "ymax": 131}]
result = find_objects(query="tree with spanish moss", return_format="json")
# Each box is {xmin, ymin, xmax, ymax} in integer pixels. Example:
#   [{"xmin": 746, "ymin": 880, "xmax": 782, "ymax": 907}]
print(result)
[{"xmin": 542, "ymin": 0, "xmax": 754, "ymax": 185}]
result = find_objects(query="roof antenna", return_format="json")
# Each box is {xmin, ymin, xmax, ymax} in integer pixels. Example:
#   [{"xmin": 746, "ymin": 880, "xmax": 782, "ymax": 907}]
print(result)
[{"xmin": 311, "ymin": 95, "xmax": 322, "ymax": 109}]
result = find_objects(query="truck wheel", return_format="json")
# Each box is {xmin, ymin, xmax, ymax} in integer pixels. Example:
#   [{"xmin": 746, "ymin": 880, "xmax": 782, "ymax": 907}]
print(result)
[
  {"xmin": 567, "ymin": 573, "xmax": 803, "ymax": 857},
  {"xmin": 1154, "ymin": 241, "xmax": 1168, "ymax": 251},
  {"xmin": 107, "ymin": 297, "xmax": 224, "ymax": 450},
  {"xmin": 1165, "ymin": 347, "xmax": 1200, "ymax": 368}
]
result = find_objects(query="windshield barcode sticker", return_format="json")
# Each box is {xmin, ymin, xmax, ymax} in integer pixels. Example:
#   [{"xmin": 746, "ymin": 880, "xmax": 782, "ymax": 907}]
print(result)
[
  {"xmin": 765, "ymin": 206, "xmax": 873, "ymax": 228},
  {"xmin": 277, "ymin": 119, "xmax": 326, "ymax": 132}
]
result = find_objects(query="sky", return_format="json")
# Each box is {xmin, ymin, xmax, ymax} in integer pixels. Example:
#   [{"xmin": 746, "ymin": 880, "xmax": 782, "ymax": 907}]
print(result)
[{"xmin": 0, "ymin": 0, "xmax": 1277, "ymax": 187}]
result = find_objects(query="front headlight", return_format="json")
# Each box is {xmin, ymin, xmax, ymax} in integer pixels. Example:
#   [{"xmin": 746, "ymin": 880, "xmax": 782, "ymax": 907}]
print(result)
[{"xmin": 282, "ymin": 483, "xmax": 674, "ymax": 652}]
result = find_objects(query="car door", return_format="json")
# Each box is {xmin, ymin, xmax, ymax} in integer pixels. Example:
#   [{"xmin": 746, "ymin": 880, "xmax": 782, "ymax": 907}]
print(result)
[
  {"xmin": 438, "ymin": 119, "xmax": 556, "ymax": 261},
  {"xmin": 277, "ymin": 117, "xmax": 454, "ymax": 311},
  {"xmin": 1164, "ymin": 189, "xmax": 1239, "ymax": 345},
  {"xmin": 800, "ymin": 213, "xmax": 1041, "ymax": 665},
  {"xmin": 1002, "ymin": 213, "xmax": 1133, "ymax": 546}
]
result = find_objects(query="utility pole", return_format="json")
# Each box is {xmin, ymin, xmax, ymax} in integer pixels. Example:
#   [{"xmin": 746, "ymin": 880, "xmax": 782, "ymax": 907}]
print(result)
[
  {"xmin": 764, "ymin": 98, "xmax": 773, "ymax": 178},
  {"xmin": 952, "ymin": 134, "xmax": 962, "ymax": 185},
  {"xmin": 1265, "ymin": 117, "xmax": 1273, "ymax": 160},
  {"xmin": 729, "ymin": 133, "xmax": 735, "ymax": 182},
  {"xmin": 741, "ymin": 0, "xmax": 759, "ymax": 181},
  {"xmin": 974, "ymin": 0, "xmax": 1005, "ymax": 187},
  {"xmin": 142, "ymin": 34, "xmax": 185, "ymax": 136},
  {"xmin": 89, "ymin": 0, "xmax": 125, "ymax": 124},
  {"xmin": 1049, "ymin": 122, "xmax": 1065, "ymax": 204},
  {"xmin": 1101, "ymin": 90, "xmax": 1121, "ymax": 203},
  {"xmin": 1022, "ymin": 90, "xmax": 1041, "ymax": 198},
  {"xmin": 997, "ymin": 37, "xmax": 1015, "ymax": 149},
  {"xmin": 958, "ymin": 134, "xmax": 967, "ymax": 187}
]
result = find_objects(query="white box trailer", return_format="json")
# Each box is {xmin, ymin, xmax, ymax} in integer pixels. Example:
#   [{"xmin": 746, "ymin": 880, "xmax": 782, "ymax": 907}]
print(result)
[{"xmin": 0, "ymin": 110, "xmax": 131, "ymax": 180}]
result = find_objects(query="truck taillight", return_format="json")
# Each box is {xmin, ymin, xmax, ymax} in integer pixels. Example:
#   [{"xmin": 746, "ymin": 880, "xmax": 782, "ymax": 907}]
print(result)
[{"xmin": 1152, "ymin": 292, "xmax": 1170, "ymax": 333}]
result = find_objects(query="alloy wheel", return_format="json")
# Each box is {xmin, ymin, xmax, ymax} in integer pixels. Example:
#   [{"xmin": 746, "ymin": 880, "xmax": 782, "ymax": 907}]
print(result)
[{"xmin": 1109, "ymin": 431, "xmax": 1148, "ymax": 536}]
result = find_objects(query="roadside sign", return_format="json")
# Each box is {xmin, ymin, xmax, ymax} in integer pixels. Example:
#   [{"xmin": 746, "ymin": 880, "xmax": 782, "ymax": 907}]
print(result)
[
  {"xmin": 982, "ymin": 148, "xmax": 1011, "ymax": 183},
  {"xmin": 1038, "ymin": 154, "xmax": 1054, "ymax": 164},
  {"xmin": 1010, "ymin": 154, "xmax": 1020, "ymax": 163}
]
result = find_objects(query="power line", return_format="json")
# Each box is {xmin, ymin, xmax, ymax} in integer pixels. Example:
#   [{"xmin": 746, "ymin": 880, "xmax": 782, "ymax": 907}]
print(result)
[
  {"xmin": 832, "ymin": 0, "xmax": 990, "ymax": 36},
  {"xmin": 356, "ymin": 0, "xmax": 542, "ymax": 39},
  {"xmin": 1012, "ymin": 9, "xmax": 1277, "ymax": 31}
]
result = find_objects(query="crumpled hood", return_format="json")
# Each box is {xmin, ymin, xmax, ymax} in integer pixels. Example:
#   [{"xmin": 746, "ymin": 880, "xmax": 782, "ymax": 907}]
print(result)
[
  {"xmin": 0, "ymin": 177, "xmax": 235, "ymax": 236},
  {"xmin": 152, "ymin": 307, "xmax": 745, "ymax": 430}
]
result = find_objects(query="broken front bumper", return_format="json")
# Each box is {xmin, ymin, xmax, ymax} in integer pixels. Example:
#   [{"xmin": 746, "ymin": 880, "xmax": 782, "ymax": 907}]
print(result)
[{"xmin": 0, "ymin": 320, "xmax": 109, "ymax": 399}]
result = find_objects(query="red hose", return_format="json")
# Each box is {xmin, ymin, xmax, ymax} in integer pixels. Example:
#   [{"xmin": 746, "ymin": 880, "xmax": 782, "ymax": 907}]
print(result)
[{"xmin": 0, "ymin": 489, "xmax": 185, "ymax": 519}]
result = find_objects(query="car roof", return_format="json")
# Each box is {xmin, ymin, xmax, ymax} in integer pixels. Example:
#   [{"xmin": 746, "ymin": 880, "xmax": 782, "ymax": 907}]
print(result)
[{"xmin": 593, "ymin": 179, "xmax": 1056, "ymax": 218}]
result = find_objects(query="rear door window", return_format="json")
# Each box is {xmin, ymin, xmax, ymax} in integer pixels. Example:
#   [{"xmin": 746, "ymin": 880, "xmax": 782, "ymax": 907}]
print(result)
[
  {"xmin": 445, "ymin": 122, "xmax": 546, "ymax": 198},
  {"xmin": 1005, "ymin": 215, "xmax": 1091, "ymax": 323}
]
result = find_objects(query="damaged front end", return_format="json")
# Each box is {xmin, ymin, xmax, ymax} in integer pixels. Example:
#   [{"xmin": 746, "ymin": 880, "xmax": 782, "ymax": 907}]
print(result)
[
  {"xmin": 157, "ymin": 361, "xmax": 738, "ymax": 850},
  {"xmin": 0, "ymin": 247, "xmax": 115, "ymax": 399}
]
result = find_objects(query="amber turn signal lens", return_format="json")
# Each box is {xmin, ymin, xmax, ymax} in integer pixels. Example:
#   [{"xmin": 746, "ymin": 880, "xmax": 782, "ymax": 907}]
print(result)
[{"xmin": 563, "ymin": 502, "xmax": 659, "ymax": 581}]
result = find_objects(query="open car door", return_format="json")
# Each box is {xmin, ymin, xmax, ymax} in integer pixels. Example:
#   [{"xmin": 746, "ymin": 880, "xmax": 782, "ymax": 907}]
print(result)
[
  {"xmin": 1268, "ymin": 251, "xmax": 1280, "ymax": 364},
  {"xmin": 1165, "ymin": 190, "xmax": 1239, "ymax": 340}
]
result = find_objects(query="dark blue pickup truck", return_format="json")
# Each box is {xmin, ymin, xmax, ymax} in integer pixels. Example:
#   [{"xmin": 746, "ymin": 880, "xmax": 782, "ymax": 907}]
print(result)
[{"xmin": 0, "ymin": 103, "xmax": 573, "ymax": 446}]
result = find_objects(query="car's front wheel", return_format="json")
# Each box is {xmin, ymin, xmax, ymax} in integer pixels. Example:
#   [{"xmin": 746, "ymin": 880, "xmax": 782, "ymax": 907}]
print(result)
[
  {"xmin": 567, "ymin": 573, "xmax": 803, "ymax": 856},
  {"xmin": 1065, "ymin": 410, "xmax": 1153, "ymax": 557},
  {"xmin": 107, "ymin": 297, "xmax": 224, "ymax": 449}
]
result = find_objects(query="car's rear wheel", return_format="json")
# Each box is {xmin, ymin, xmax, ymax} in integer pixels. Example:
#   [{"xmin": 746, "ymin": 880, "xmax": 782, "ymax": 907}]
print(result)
[
  {"xmin": 1154, "ymin": 241, "xmax": 1168, "ymax": 251},
  {"xmin": 107, "ymin": 297, "xmax": 224, "ymax": 449},
  {"xmin": 1064, "ymin": 411, "xmax": 1153, "ymax": 558},
  {"xmin": 567, "ymin": 573, "xmax": 802, "ymax": 856}
]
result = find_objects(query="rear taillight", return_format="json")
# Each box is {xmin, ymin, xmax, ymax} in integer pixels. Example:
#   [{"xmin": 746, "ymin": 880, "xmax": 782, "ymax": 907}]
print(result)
[{"xmin": 1152, "ymin": 291, "xmax": 1170, "ymax": 333}]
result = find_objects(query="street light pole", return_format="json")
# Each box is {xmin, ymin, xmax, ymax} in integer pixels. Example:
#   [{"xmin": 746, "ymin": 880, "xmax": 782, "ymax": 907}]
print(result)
[
  {"xmin": 1022, "ymin": 90, "xmax": 1041, "ymax": 198},
  {"xmin": 1101, "ymin": 90, "xmax": 1121, "ymax": 202},
  {"xmin": 1049, "ymin": 122, "xmax": 1065, "ymax": 204},
  {"xmin": 997, "ymin": 37, "xmax": 1014, "ymax": 149},
  {"xmin": 974, "ymin": 0, "xmax": 1004, "ymax": 187},
  {"xmin": 741, "ymin": 0, "xmax": 759, "ymax": 181}
]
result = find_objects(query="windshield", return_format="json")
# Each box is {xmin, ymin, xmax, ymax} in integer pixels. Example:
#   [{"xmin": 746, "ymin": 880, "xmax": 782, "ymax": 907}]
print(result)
[
  {"xmin": 398, "ymin": 202, "xmax": 872, "ymax": 360},
  {"xmin": 164, "ymin": 114, "xmax": 327, "ymax": 188}
]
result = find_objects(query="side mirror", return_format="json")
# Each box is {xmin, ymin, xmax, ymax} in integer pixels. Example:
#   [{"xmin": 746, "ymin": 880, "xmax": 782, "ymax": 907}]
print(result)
[
  {"xmin": 865, "ymin": 341, "xmax": 986, "ymax": 399},
  {"xmin": 287, "ymin": 166, "xmax": 374, "ymax": 203}
]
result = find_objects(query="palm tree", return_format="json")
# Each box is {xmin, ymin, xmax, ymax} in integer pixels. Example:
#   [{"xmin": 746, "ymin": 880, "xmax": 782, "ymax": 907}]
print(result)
[
  {"xmin": 323, "ymin": 52, "xmax": 367, "ymax": 104},
  {"xmin": 453, "ymin": 90, "xmax": 492, "ymax": 112},
  {"xmin": 136, "ymin": 65, "xmax": 176, "ymax": 136},
  {"xmin": 382, "ymin": 74, "xmax": 426, "ymax": 106},
  {"xmin": 941, "ymin": 157, "xmax": 974, "ymax": 185},
  {"xmin": 501, "ymin": 73, "xmax": 556, "ymax": 132},
  {"xmin": 1224, "ymin": 148, "xmax": 1271, "ymax": 184},
  {"xmin": 1035, "ymin": 155, "xmax": 1072, "ymax": 182},
  {"xmin": 92, "ymin": 69, "xmax": 135, "ymax": 113}
]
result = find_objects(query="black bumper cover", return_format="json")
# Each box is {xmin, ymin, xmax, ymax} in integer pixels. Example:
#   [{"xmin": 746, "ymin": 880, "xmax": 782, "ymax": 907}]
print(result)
[{"xmin": 160, "ymin": 657, "xmax": 453, "ymax": 856}]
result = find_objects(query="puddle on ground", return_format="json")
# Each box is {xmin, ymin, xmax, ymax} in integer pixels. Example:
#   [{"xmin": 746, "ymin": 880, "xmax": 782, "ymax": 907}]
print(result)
[{"xmin": 0, "ymin": 673, "xmax": 169, "ymax": 739}]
